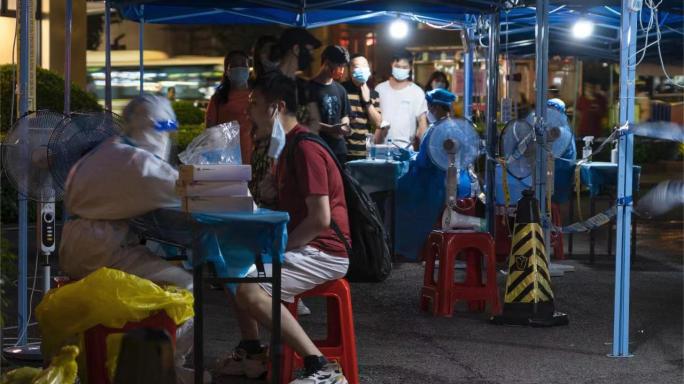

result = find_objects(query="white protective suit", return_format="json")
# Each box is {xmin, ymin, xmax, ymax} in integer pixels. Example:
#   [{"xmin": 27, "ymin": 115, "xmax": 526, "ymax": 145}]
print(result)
[{"xmin": 58, "ymin": 95, "xmax": 200, "ymax": 383}]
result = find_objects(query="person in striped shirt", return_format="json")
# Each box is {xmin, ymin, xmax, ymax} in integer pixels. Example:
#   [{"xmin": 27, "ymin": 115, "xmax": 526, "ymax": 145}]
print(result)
[{"xmin": 341, "ymin": 54, "xmax": 383, "ymax": 161}]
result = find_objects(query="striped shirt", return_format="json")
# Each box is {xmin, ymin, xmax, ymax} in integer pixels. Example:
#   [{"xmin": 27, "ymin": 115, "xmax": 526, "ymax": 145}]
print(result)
[{"xmin": 342, "ymin": 81, "xmax": 381, "ymax": 161}]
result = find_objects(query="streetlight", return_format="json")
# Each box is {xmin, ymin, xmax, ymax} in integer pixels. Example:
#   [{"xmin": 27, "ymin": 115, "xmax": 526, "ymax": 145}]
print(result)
[{"xmin": 572, "ymin": 19, "xmax": 594, "ymax": 39}]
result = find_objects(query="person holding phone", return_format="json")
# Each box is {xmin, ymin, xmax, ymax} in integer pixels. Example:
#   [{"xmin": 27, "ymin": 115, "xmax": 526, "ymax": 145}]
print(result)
[
  {"xmin": 306, "ymin": 45, "xmax": 352, "ymax": 164},
  {"xmin": 342, "ymin": 53, "xmax": 383, "ymax": 161}
]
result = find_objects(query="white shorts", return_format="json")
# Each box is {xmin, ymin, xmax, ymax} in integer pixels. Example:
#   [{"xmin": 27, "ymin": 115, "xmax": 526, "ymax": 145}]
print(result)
[{"xmin": 246, "ymin": 246, "xmax": 349, "ymax": 303}]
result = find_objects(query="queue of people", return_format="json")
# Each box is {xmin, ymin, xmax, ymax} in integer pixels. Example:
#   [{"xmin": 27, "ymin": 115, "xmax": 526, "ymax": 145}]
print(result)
[{"xmin": 58, "ymin": 26, "xmax": 451, "ymax": 384}]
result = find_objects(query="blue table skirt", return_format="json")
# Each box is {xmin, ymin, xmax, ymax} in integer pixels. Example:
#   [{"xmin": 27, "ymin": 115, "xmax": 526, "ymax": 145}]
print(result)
[
  {"xmin": 131, "ymin": 207, "xmax": 289, "ymax": 280},
  {"xmin": 579, "ymin": 162, "xmax": 642, "ymax": 197},
  {"xmin": 347, "ymin": 159, "xmax": 409, "ymax": 193}
]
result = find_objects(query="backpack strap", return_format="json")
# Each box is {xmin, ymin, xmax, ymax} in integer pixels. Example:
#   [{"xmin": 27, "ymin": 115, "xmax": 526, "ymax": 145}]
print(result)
[{"xmin": 287, "ymin": 132, "xmax": 353, "ymax": 256}]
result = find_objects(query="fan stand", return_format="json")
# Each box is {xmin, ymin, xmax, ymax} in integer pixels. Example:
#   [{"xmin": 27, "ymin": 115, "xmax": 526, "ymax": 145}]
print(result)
[{"xmin": 2, "ymin": 202, "xmax": 54, "ymax": 363}]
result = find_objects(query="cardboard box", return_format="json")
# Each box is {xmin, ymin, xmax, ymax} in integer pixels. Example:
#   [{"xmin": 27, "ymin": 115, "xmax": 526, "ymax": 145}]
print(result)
[
  {"xmin": 179, "ymin": 164, "xmax": 252, "ymax": 182},
  {"xmin": 181, "ymin": 195, "xmax": 255, "ymax": 213},
  {"xmin": 176, "ymin": 181, "xmax": 249, "ymax": 197}
]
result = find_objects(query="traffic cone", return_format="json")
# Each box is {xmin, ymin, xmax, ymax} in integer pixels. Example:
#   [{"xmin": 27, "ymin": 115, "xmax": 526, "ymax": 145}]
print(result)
[{"xmin": 491, "ymin": 189, "xmax": 568, "ymax": 327}]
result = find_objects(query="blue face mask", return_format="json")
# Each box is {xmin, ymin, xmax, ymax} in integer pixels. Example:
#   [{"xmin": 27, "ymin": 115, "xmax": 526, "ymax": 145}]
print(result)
[{"xmin": 352, "ymin": 67, "xmax": 371, "ymax": 84}]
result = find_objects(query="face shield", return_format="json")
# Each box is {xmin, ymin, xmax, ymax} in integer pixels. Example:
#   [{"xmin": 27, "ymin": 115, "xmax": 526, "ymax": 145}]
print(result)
[{"xmin": 122, "ymin": 95, "xmax": 178, "ymax": 160}]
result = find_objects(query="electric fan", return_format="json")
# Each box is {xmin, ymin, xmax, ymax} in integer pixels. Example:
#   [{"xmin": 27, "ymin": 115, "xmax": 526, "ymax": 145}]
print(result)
[
  {"xmin": 47, "ymin": 111, "xmax": 123, "ymax": 198},
  {"xmin": 1, "ymin": 110, "xmax": 121, "ymax": 361},
  {"xmin": 420, "ymin": 118, "xmax": 484, "ymax": 230},
  {"xmin": 501, "ymin": 106, "xmax": 574, "ymax": 181},
  {"xmin": 1, "ymin": 110, "xmax": 65, "ymax": 360}
]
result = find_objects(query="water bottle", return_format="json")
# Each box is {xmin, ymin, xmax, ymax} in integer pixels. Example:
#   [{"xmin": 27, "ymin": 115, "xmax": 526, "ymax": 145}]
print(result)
[
  {"xmin": 365, "ymin": 133, "xmax": 374, "ymax": 160},
  {"xmin": 386, "ymin": 138, "xmax": 393, "ymax": 160}
]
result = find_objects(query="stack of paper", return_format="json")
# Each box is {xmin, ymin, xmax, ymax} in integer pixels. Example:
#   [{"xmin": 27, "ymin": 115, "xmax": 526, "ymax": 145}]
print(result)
[{"xmin": 177, "ymin": 165, "xmax": 255, "ymax": 213}]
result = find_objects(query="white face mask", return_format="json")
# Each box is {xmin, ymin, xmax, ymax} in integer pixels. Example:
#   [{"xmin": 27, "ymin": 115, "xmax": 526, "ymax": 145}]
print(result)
[
  {"xmin": 130, "ymin": 129, "xmax": 171, "ymax": 161},
  {"xmin": 229, "ymin": 67, "xmax": 250, "ymax": 87},
  {"xmin": 432, "ymin": 81, "xmax": 446, "ymax": 90},
  {"xmin": 427, "ymin": 111, "xmax": 437, "ymax": 124},
  {"xmin": 268, "ymin": 107, "xmax": 286, "ymax": 159},
  {"xmin": 392, "ymin": 67, "xmax": 410, "ymax": 81}
]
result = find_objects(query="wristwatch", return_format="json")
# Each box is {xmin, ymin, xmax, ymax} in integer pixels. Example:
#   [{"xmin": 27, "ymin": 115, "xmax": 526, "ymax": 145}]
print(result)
[{"xmin": 360, "ymin": 98, "xmax": 371, "ymax": 108}]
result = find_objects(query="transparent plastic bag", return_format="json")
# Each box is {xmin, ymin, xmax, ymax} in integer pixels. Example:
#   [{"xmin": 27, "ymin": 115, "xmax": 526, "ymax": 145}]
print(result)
[{"xmin": 178, "ymin": 121, "xmax": 242, "ymax": 165}]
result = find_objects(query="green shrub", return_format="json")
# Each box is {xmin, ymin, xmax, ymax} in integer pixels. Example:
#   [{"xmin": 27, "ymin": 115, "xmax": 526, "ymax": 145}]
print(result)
[
  {"xmin": 172, "ymin": 101, "xmax": 204, "ymax": 125},
  {"xmin": 1, "ymin": 237, "xmax": 17, "ymax": 327},
  {"xmin": 175, "ymin": 123, "xmax": 205, "ymax": 153},
  {"xmin": 0, "ymin": 64, "xmax": 102, "ymax": 133},
  {"xmin": 1, "ymin": 65, "xmax": 101, "ymax": 224}
]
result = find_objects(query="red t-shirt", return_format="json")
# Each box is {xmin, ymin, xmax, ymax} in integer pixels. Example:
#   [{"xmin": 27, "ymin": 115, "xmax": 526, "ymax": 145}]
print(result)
[{"xmin": 276, "ymin": 125, "xmax": 350, "ymax": 257}]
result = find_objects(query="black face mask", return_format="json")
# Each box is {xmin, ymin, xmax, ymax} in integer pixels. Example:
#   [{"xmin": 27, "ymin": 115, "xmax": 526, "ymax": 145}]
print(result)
[{"xmin": 297, "ymin": 47, "xmax": 312, "ymax": 71}]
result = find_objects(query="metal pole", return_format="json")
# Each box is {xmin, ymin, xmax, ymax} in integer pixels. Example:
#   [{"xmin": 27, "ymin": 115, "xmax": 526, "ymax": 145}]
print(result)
[
  {"xmin": 104, "ymin": 0, "xmax": 112, "ymax": 111},
  {"xmin": 16, "ymin": 0, "xmax": 33, "ymax": 347},
  {"xmin": 463, "ymin": 16, "xmax": 475, "ymax": 121},
  {"xmin": 611, "ymin": 0, "xmax": 637, "ymax": 358},
  {"xmin": 534, "ymin": 0, "xmax": 550, "ymax": 252},
  {"xmin": 484, "ymin": 11, "xmax": 500, "ymax": 235},
  {"xmin": 64, "ymin": 0, "xmax": 72, "ymax": 113},
  {"xmin": 139, "ymin": 5, "xmax": 144, "ymax": 95}
]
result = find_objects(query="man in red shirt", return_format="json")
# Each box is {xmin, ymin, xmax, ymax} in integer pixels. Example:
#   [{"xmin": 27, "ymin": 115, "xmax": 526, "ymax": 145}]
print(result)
[{"xmin": 217, "ymin": 72, "xmax": 350, "ymax": 384}]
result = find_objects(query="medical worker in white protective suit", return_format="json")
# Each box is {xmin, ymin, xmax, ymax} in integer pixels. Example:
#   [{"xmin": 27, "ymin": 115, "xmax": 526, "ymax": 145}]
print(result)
[{"xmin": 59, "ymin": 95, "xmax": 209, "ymax": 384}]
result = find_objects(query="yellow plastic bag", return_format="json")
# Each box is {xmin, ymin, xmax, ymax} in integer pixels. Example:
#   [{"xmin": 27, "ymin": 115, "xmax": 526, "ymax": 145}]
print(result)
[
  {"xmin": 1, "ymin": 345, "xmax": 79, "ymax": 384},
  {"xmin": 1, "ymin": 367, "xmax": 41, "ymax": 384},
  {"xmin": 35, "ymin": 268, "xmax": 193, "ymax": 380}
]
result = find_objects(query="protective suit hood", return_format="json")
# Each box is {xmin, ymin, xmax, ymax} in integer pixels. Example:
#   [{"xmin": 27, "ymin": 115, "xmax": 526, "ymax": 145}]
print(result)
[{"xmin": 122, "ymin": 94, "xmax": 178, "ymax": 160}]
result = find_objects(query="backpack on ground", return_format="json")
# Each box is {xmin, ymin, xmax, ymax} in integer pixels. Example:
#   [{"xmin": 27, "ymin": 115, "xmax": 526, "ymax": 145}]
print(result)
[{"xmin": 287, "ymin": 133, "xmax": 392, "ymax": 282}]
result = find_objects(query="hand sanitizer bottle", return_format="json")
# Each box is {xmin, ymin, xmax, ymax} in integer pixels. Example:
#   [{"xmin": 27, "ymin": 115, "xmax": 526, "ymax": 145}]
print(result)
[{"xmin": 582, "ymin": 136, "xmax": 594, "ymax": 161}]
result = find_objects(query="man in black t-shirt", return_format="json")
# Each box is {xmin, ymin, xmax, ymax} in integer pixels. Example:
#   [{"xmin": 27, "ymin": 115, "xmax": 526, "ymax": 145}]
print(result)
[
  {"xmin": 342, "ymin": 54, "xmax": 383, "ymax": 160},
  {"xmin": 306, "ymin": 45, "xmax": 351, "ymax": 163}
]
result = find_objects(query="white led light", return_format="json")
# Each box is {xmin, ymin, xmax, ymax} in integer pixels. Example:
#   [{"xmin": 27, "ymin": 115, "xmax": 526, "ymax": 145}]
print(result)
[
  {"xmin": 572, "ymin": 19, "xmax": 594, "ymax": 39},
  {"xmin": 389, "ymin": 19, "xmax": 409, "ymax": 40}
]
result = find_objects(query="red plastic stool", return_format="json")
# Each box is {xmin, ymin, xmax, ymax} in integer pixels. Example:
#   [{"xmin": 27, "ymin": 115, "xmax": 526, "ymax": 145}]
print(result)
[
  {"xmin": 84, "ymin": 311, "xmax": 177, "ymax": 384},
  {"xmin": 420, "ymin": 230, "xmax": 501, "ymax": 317},
  {"xmin": 551, "ymin": 203, "xmax": 565, "ymax": 260},
  {"xmin": 278, "ymin": 279, "xmax": 359, "ymax": 384}
]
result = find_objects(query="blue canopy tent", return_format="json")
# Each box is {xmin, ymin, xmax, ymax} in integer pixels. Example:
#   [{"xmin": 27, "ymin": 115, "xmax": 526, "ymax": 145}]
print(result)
[{"xmin": 10, "ymin": 0, "xmax": 682, "ymax": 381}]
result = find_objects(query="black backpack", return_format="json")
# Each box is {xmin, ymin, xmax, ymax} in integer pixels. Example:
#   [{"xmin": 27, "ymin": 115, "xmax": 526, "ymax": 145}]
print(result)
[{"xmin": 287, "ymin": 133, "xmax": 392, "ymax": 282}]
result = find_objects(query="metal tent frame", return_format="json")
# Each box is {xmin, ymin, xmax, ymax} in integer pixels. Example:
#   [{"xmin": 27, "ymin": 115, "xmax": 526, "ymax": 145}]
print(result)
[{"xmin": 12, "ymin": 0, "xmax": 680, "ymax": 372}]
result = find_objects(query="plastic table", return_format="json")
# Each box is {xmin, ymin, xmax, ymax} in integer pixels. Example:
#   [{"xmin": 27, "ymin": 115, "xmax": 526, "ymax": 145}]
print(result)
[
  {"xmin": 347, "ymin": 159, "xmax": 409, "ymax": 258},
  {"xmin": 568, "ymin": 162, "xmax": 641, "ymax": 262},
  {"xmin": 130, "ymin": 207, "xmax": 289, "ymax": 383}
]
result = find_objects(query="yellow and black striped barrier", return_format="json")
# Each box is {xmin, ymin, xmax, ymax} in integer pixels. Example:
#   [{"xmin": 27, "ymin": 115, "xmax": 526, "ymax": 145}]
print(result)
[{"xmin": 491, "ymin": 189, "xmax": 569, "ymax": 327}]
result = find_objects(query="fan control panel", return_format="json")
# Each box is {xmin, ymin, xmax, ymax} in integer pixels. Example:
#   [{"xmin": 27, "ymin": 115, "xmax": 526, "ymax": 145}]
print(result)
[{"xmin": 40, "ymin": 203, "xmax": 56, "ymax": 254}]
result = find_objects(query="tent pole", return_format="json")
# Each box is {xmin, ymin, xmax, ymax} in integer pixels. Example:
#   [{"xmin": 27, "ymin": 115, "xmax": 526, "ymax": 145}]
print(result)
[
  {"xmin": 64, "ymin": 0, "xmax": 72, "ymax": 113},
  {"xmin": 610, "ymin": 0, "xmax": 637, "ymax": 358},
  {"xmin": 534, "ymin": 0, "xmax": 549, "ymax": 254},
  {"xmin": 484, "ymin": 11, "xmax": 500, "ymax": 235},
  {"xmin": 139, "ymin": 5, "xmax": 144, "ymax": 95},
  {"xmin": 105, "ymin": 0, "xmax": 112, "ymax": 111},
  {"xmin": 463, "ymin": 16, "xmax": 474, "ymax": 122},
  {"xmin": 16, "ymin": 0, "xmax": 34, "ymax": 348}
]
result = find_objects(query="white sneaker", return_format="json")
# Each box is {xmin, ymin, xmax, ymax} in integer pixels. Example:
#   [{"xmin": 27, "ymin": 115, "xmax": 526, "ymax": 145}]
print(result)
[
  {"xmin": 176, "ymin": 367, "xmax": 212, "ymax": 384},
  {"xmin": 289, "ymin": 361, "xmax": 348, "ymax": 384},
  {"xmin": 297, "ymin": 300, "xmax": 312, "ymax": 316},
  {"xmin": 214, "ymin": 347, "xmax": 268, "ymax": 379}
]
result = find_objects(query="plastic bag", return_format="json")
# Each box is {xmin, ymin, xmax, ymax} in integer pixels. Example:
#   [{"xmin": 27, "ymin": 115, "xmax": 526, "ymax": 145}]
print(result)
[
  {"xmin": 35, "ymin": 268, "xmax": 193, "ymax": 380},
  {"xmin": 178, "ymin": 121, "xmax": 242, "ymax": 165},
  {"xmin": 1, "ymin": 345, "xmax": 79, "ymax": 384}
]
